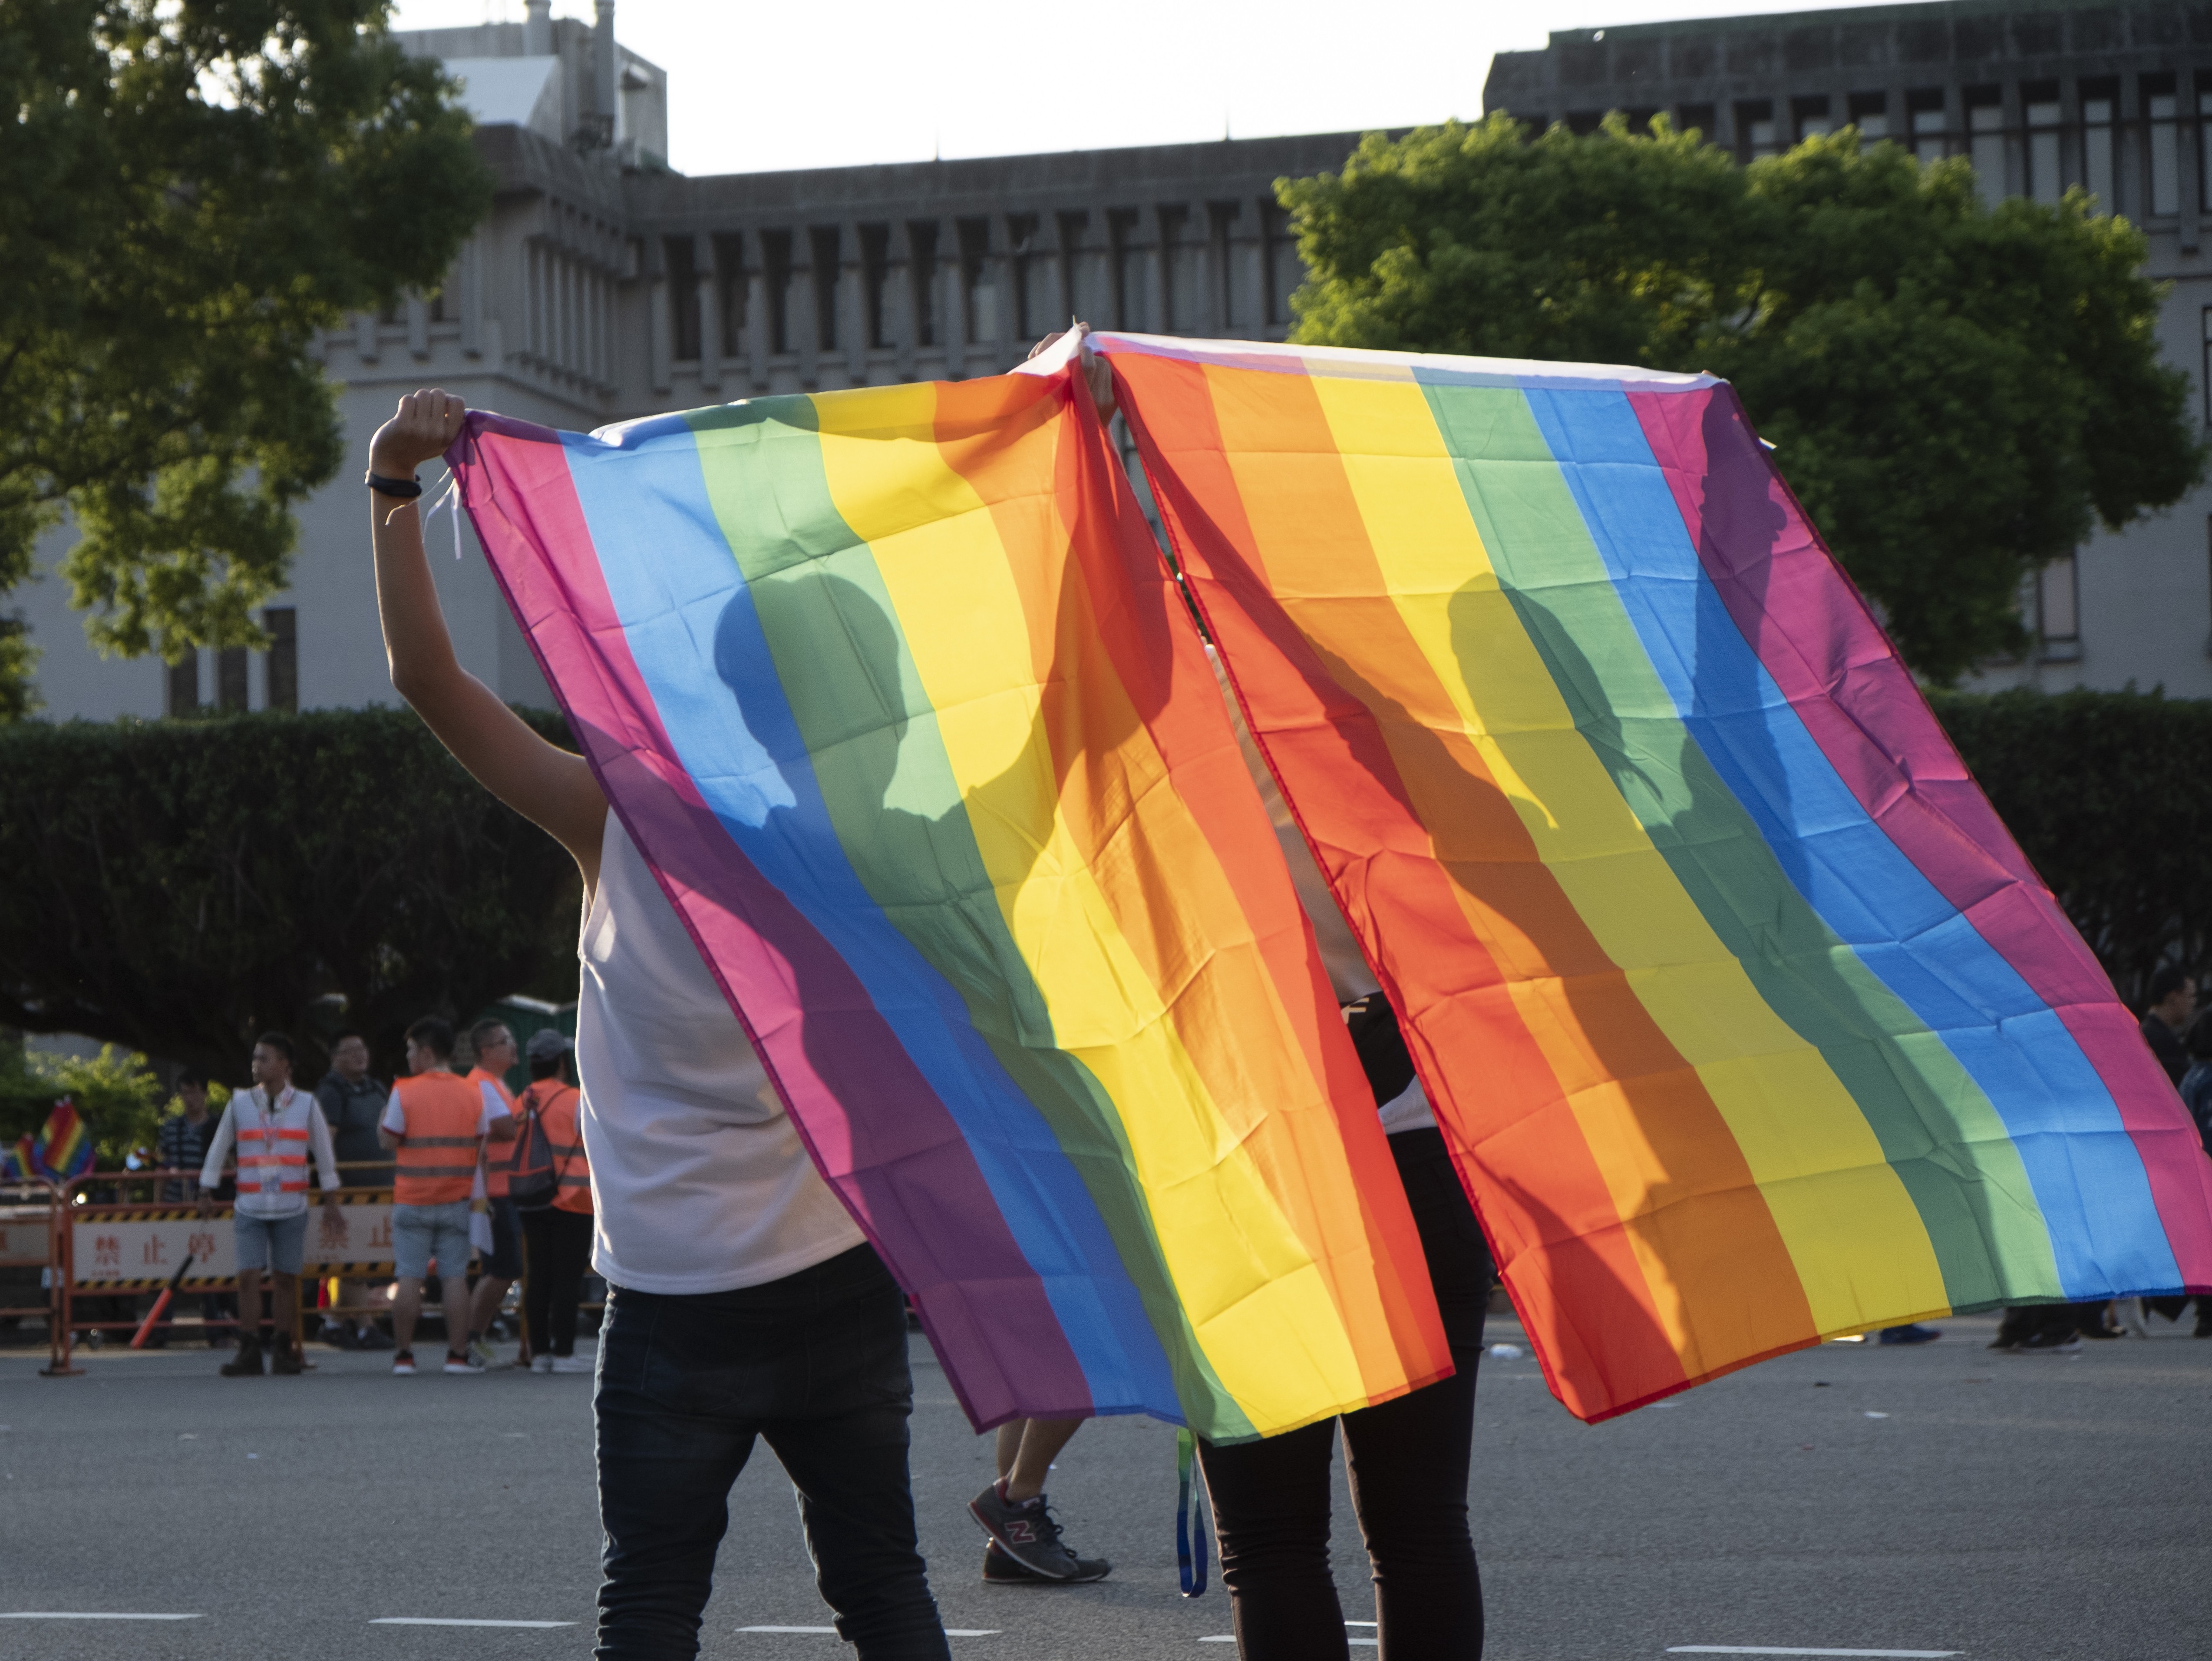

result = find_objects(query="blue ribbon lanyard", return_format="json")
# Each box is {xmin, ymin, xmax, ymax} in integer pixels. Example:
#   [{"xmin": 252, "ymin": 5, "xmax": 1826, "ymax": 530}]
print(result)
[{"xmin": 1175, "ymin": 1427, "xmax": 1209, "ymax": 1597}]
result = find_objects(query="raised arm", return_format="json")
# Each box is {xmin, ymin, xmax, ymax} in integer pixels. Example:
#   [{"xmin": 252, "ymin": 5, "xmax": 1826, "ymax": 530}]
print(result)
[{"xmin": 370, "ymin": 390, "xmax": 607, "ymax": 888}]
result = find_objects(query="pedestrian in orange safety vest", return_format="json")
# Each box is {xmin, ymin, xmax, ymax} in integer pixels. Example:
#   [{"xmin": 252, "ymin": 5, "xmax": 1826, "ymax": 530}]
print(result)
[
  {"xmin": 377, "ymin": 1016, "xmax": 503, "ymax": 1376},
  {"xmin": 197, "ymin": 1033, "xmax": 344, "ymax": 1377},
  {"xmin": 512, "ymin": 1027, "xmax": 594, "ymax": 1374},
  {"xmin": 461, "ymin": 1017, "xmax": 525, "ymax": 1368}
]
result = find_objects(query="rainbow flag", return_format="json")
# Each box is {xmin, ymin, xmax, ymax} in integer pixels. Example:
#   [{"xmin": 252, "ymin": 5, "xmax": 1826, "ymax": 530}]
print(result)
[
  {"xmin": 16, "ymin": 1099, "xmax": 93, "ymax": 1184},
  {"xmin": 450, "ymin": 341, "xmax": 1450, "ymax": 1440},
  {"xmin": 1099, "ymin": 331, "xmax": 2212, "ymax": 1419}
]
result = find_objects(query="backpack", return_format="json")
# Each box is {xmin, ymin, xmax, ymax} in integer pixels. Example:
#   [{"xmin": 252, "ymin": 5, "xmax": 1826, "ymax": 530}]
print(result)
[{"xmin": 504, "ymin": 1087, "xmax": 563, "ymax": 1212}]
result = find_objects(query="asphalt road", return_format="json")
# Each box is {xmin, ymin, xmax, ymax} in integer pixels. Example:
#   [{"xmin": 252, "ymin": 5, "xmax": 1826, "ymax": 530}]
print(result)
[{"xmin": 0, "ymin": 1309, "xmax": 2205, "ymax": 1660}]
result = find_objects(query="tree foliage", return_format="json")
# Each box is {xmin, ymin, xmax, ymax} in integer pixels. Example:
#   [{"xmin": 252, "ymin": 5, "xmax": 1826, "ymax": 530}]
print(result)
[
  {"xmin": 0, "ymin": 708, "xmax": 581, "ymax": 1084},
  {"xmin": 0, "ymin": 1039, "xmax": 169, "ymax": 1168},
  {"xmin": 0, "ymin": 0, "xmax": 491, "ymax": 716},
  {"xmin": 1928, "ymin": 687, "xmax": 2212, "ymax": 1009},
  {"xmin": 1281, "ymin": 114, "xmax": 2205, "ymax": 683}
]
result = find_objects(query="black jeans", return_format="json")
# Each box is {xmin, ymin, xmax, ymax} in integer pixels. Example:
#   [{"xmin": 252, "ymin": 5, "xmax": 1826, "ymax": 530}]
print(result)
[
  {"xmin": 1198, "ymin": 1127, "xmax": 1495, "ymax": 1661},
  {"xmin": 520, "ymin": 1206, "xmax": 593, "ymax": 1356},
  {"xmin": 594, "ymin": 1243, "xmax": 949, "ymax": 1661}
]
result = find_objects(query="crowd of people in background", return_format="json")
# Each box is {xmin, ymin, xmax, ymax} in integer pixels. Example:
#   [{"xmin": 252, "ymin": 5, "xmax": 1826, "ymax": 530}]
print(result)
[{"xmin": 149, "ymin": 1016, "xmax": 596, "ymax": 1377}]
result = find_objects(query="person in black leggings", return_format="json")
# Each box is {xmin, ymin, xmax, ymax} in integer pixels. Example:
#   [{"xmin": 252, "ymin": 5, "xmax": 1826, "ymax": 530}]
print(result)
[{"xmin": 1197, "ymin": 1118, "xmax": 1496, "ymax": 1660}]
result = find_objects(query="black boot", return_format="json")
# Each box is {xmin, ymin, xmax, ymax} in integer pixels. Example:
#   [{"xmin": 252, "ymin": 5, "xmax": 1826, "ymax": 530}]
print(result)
[
  {"xmin": 270, "ymin": 1330, "xmax": 304, "ymax": 1375},
  {"xmin": 220, "ymin": 1332, "xmax": 264, "ymax": 1376}
]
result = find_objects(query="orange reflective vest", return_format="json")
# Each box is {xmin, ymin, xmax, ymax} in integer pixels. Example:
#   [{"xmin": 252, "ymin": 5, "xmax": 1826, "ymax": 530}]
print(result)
[
  {"xmin": 234, "ymin": 1086, "xmax": 317, "ymax": 1205},
  {"xmin": 516, "ymin": 1078, "xmax": 591, "ymax": 1216},
  {"xmin": 467, "ymin": 1066, "xmax": 519, "ymax": 1198},
  {"xmin": 390, "ymin": 1073, "xmax": 483, "ymax": 1205}
]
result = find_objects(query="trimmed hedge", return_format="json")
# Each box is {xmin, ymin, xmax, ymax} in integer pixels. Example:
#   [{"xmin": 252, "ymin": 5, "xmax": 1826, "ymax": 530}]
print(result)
[
  {"xmin": 1929, "ymin": 686, "xmax": 2212, "ymax": 1009},
  {"xmin": 0, "ymin": 689, "xmax": 2200, "ymax": 1095},
  {"xmin": 0, "ymin": 707, "xmax": 581, "ymax": 1086}
]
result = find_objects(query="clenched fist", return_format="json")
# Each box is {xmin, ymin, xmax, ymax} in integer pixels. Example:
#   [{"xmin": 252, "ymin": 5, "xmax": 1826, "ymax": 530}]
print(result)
[{"xmin": 370, "ymin": 388, "xmax": 468, "ymax": 480}]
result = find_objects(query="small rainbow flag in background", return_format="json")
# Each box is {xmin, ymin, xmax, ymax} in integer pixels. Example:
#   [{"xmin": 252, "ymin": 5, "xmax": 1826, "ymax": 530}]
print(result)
[
  {"xmin": 452, "ymin": 345, "xmax": 1449, "ymax": 1441},
  {"xmin": 1099, "ymin": 331, "xmax": 2212, "ymax": 1421},
  {"xmin": 7, "ymin": 1099, "xmax": 94, "ymax": 1185}
]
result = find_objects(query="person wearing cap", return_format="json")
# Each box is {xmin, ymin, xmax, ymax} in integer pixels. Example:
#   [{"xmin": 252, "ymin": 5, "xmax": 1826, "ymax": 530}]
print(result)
[{"xmin": 513, "ymin": 1028, "xmax": 594, "ymax": 1373}]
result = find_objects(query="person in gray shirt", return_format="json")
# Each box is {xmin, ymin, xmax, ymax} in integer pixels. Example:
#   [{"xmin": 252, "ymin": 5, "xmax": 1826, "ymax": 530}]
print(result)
[{"xmin": 315, "ymin": 1031, "xmax": 396, "ymax": 1349}]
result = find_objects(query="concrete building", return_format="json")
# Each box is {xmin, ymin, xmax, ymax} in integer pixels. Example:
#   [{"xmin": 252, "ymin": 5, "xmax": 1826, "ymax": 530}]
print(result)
[
  {"xmin": 1486, "ymin": 0, "xmax": 2212, "ymax": 696},
  {"xmin": 15, "ymin": 0, "xmax": 1354, "ymax": 721},
  {"xmin": 18, "ymin": 0, "xmax": 2212, "ymax": 718}
]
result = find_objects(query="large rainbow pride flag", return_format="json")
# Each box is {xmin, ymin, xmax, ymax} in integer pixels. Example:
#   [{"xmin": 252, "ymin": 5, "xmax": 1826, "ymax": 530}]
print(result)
[
  {"xmin": 1099, "ymin": 331, "xmax": 2212, "ymax": 1419},
  {"xmin": 450, "ymin": 344, "xmax": 1449, "ymax": 1441}
]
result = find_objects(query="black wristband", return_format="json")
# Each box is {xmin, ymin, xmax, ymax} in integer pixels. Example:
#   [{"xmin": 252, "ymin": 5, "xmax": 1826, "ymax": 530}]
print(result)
[{"xmin": 366, "ymin": 470, "xmax": 423, "ymax": 500}]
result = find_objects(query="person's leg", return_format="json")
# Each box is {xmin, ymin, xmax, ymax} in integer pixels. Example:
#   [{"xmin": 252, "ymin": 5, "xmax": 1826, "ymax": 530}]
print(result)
[
  {"xmin": 545, "ymin": 1209, "xmax": 593, "ymax": 1355},
  {"xmin": 268, "ymin": 1271, "xmax": 301, "ymax": 1365},
  {"xmin": 1196, "ymin": 1419, "xmax": 1347, "ymax": 1661},
  {"xmin": 425, "ymin": 1206, "xmax": 478, "ymax": 1361},
  {"xmin": 390, "ymin": 1205, "xmax": 432, "ymax": 1359},
  {"xmin": 1342, "ymin": 1369, "xmax": 1482, "ymax": 1660},
  {"xmin": 234, "ymin": 1267, "xmax": 263, "ymax": 1341},
  {"xmin": 594, "ymin": 1284, "xmax": 764, "ymax": 1661},
  {"xmin": 995, "ymin": 1418, "xmax": 1082, "ymax": 1501},
  {"xmin": 521, "ymin": 1209, "xmax": 555, "ymax": 1358},
  {"xmin": 392, "ymin": 1277, "xmax": 425, "ymax": 1354},
  {"xmin": 1340, "ymin": 1125, "xmax": 1492, "ymax": 1661},
  {"xmin": 760, "ymin": 1251, "xmax": 948, "ymax": 1661}
]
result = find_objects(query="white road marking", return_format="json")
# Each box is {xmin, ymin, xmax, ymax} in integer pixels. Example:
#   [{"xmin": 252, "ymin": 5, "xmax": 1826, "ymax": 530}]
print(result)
[
  {"xmin": 0, "ymin": 1613, "xmax": 204, "ymax": 1621},
  {"xmin": 738, "ymin": 1629, "xmax": 997, "ymax": 1638},
  {"xmin": 370, "ymin": 1618, "xmax": 576, "ymax": 1628},
  {"xmin": 1667, "ymin": 1648, "xmax": 1958, "ymax": 1658}
]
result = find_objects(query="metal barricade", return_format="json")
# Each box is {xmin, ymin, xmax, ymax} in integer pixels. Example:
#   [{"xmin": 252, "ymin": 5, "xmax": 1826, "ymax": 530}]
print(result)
[
  {"xmin": 0, "ymin": 1181, "xmax": 59, "ymax": 1367},
  {"xmin": 32, "ymin": 1161, "xmax": 603, "ymax": 1372},
  {"xmin": 40, "ymin": 1165, "xmax": 399, "ymax": 1376}
]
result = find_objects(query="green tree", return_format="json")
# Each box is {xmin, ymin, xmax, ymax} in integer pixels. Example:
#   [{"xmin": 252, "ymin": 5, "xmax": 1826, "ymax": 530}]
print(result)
[
  {"xmin": 1281, "ymin": 114, "xmax": 2205, "ymax": 683},
  {"xmin": 0, "ymin": 708, "xmax": 582, "ymax": 1083},
  {"xmin": 0, "ymin": 0, "xmax": 492, "ymax": 718}
]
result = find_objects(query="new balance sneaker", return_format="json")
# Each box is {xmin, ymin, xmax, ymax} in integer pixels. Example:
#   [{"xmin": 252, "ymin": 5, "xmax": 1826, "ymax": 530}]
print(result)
[
  {"xmin": 531, "ymin": 1353, "xmax": 554, "ymax": 1374},
  {"xmin": 391, "ymin": 1350, "xmax": 417, "ymax": 1376},
  {"xmin": 549, "ymin": 1353, "xmax": 593, "ymax": 1374},
  {"xmin": 967, "ymin": 1482, "xmax": 1112, "ymax": 1582},
  {"xmin": 444, "ymin": 1349, "xmax": 488, "ymax": 1375},
  {"xmin": 467, "ymin": 1332, "xmax": 498, "ymax": 1367},
  {"xmin": 983, "ymin": 1541, "xmax": 1056, "ymax": 1584}
]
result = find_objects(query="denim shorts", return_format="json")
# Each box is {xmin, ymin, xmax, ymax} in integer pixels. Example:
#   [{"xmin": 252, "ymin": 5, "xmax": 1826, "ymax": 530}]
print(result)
[
  {"xmin": 233, "ymin": 1209, "xmax": 310, "ymax": 1275},
  {"xmin": 392, "ymin": 1200, "xmax": 475, "ymax": 1280}
]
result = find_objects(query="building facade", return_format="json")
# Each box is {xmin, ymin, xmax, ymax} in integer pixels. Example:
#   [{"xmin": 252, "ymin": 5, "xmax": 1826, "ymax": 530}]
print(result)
[
  {"xmin": 17, "ymin": 1, "xmax": 1354, "ymax": 721},
  {"xmin": 20, "ymin": 0, "xmax": 2212, "ymax": 718},
  {"xmin": 1486, "ymin": 0, "xmax": 2212, "ymax": 696}
]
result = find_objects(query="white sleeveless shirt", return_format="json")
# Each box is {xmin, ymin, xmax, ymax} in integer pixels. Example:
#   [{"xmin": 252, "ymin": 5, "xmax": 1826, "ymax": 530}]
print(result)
[{"xmin": 575, "ymin": 811, "xmax": 865, "ymax": 1294}]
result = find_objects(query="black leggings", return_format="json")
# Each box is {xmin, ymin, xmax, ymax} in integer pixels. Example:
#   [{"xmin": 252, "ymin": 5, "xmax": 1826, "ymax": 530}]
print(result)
[
  {"xmin": 1197, "ymin": 1127, "xmax": 1495, "ymax": 1661},
  {"xmin": 521, "ymin": 1206, "xmax": 594, "ymax": 1356}
]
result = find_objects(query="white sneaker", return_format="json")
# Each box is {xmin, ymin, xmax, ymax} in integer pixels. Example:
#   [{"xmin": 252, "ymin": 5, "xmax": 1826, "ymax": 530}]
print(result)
[
  {"xmin": 531, "ymin": 1353, "xmax": 553, "ymax": 1374},
  {"xmin": 549, "ymin": 1353, "xmax": 593, "ymax": 1374}
]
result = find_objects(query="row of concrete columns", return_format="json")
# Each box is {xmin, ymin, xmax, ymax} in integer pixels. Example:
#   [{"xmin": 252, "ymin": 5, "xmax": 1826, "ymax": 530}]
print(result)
[{"xmin": 644, "ymin": 201, "xmax": 1301, "ymax": 395}]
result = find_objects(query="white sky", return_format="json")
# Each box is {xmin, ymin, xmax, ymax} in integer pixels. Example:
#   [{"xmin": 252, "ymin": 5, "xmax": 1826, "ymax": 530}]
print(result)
[{"xmin": 390, "ymin": 0, "xmax": 1922, "ymax": 178}]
